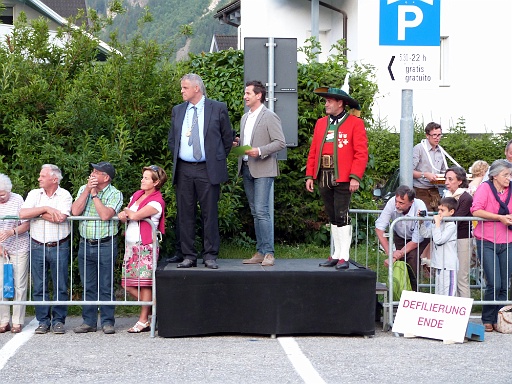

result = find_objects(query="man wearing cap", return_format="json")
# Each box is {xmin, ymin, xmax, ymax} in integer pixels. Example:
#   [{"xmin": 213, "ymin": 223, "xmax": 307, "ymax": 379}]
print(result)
[
  {"xmin": 19, "ymin": 164, "xmax": 73, "ymax": 334},
  {"xmin": 305, "ymin": 87, "xmax": 368, "ymax": 270},
  {"xmin": 71, "ymin": 162, "xmax": 123, "ymax": 334}
]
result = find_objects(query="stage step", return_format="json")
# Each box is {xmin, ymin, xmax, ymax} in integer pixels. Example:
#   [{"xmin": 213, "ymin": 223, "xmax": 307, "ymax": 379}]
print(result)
[{"xmin": 376, "ymin": 282, "xmax": 389, "ymax": 331}]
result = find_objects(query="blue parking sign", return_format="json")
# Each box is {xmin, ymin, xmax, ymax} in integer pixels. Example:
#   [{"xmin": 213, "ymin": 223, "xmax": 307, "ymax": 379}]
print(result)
[{"xmin": 380, "ymin": 0, "xmax": 440, "ymax": 46}]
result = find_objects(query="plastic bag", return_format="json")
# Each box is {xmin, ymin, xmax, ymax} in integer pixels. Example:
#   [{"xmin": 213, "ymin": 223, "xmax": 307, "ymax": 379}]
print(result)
[
  {"xmin": 3, "ymin": 257, "xmax": 14, "ymax": 299},
  {"xmin": 392, "ymin": 260, "xmax": 412, "ymax": 301}
]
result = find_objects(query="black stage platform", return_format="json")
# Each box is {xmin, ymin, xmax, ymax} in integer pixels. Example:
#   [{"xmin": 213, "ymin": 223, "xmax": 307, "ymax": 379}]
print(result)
[{"xmin": 156, "ymin": 259, "xmax": 376, "ymax": 338}]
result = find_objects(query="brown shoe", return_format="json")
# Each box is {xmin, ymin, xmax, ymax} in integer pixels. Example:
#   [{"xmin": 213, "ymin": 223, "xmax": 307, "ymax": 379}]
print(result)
[
  {"xmin": 261, "ymin": 254, "xmax": 275, "ymax": 266},
  {"xmin": 243, "ymin": 252, "xmax": 264, "ymax": 264}
]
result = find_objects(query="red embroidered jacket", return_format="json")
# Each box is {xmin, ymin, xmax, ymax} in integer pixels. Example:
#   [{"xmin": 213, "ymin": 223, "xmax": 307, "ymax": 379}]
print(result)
[{"xmin": 305, "ymin": 114, "xmax": 368, "ymax": 183}]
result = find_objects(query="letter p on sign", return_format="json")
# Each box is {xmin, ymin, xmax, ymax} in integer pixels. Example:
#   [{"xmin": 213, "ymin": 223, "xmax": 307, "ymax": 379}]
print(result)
[
  {"xmin": 398, "ymin": 6, "xmax": 423, "ymax": 40},
  {"xmin": 379, "ymin": 0, "xmax": 440, "ymax": 47}
]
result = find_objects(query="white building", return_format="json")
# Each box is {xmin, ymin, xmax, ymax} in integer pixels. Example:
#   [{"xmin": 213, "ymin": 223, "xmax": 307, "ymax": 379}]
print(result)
[
  {"xmin": 0, "ymin": 0, "xmax": 114, "ymax": 59},
  {"xmin": 218, "ymin": 0, "xmax": 512, "ymax": 134}
]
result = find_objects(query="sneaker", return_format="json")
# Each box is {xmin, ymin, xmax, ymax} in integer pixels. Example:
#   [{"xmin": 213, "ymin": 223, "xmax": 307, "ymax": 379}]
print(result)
[
  {"xmin": 102, "ymin": 324, "xmax": 115, "ymax": 334},
  {"xmin": 73, "ymin": 323, "xmax": 97, "ymax": 333},
  {"xmin": 52, "ymin": 322, "xmax": 65, "ymax": 334},
  {"xmin": 261, "ymin": 253, "xmax": 275, "ymax": 266},
  {"xmin": 34, "ymin": 324, "xmax": 49, "ymax": 334}
]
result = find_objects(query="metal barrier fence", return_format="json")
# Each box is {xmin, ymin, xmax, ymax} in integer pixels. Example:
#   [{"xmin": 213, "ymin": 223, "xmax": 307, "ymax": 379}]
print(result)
[
  {"xmin": 387, "ymin": 215, "xmax": 512, "ymax": 329},
  {"xmin": 349, "ymin": 210, "xmax": 512, "ymax": 331},
  {"xmin": 0, "ymin": 216, "xmax": 158, "ymax": 337},
  {"xmin": 3, "ymin": 211, "xmax": 510, "ymax": 336}
]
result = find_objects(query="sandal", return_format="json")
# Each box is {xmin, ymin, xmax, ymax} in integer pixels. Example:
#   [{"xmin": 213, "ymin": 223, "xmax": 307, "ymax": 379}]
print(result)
[
  {"xmin": 484, "ymin": 323, "xmax": 494, "ymax": 332},
  {"xmin": 0, "ymin": 323, "xmax": 11, "ymax": 333},
  {"xmin": 11, "ymin": 324, "xmax": 22, "ymax": 334},
  {"xmin": 127, "ymin": 321, "xmax": 150, "ymax": 333}
]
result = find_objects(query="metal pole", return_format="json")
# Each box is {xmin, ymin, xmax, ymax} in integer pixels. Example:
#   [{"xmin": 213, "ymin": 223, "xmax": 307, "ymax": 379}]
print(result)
[
  {"xmin": 267, "ymin": 38, "xmax": 275, "ymax": 110},
  {"xmin": 399, "ymin": 89, "xmax": 414, "ymax": 188},
  {"xmin": 267, "ymin": 37, "xmax": 276, "ymax": 230},
  {"xmin": 311, "ymin": 0, "xmax": 319, "ymax": 60}
]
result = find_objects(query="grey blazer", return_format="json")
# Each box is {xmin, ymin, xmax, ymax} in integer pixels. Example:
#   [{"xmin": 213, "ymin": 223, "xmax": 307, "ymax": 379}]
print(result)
[{"xmin": 237, "ymin": 105, "xmax": 286, "ymax": 178}]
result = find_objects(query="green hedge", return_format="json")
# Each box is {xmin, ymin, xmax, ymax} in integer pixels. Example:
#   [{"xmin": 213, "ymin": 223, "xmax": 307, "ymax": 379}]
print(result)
[{"xmin": 1, "ymin": 13, "xmax": 510, "ymax": 253}]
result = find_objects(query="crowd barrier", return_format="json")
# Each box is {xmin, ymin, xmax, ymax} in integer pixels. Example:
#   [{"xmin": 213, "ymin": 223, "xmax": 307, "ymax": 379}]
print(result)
[
  {"xmin": 0, "ymin": 216, "xmax": 158, "ymax": 337},
  {"xmin": 2, "ymin": 212, "xmax": 510, "ymax": 337},
  {"xmin": 348, "ymin": 210, "xmax": 512, "ymax": 331}
]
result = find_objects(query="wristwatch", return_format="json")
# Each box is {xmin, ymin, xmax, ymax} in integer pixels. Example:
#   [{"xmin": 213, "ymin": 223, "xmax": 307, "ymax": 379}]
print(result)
[
  {"xmin": 91, "ymin": 194, "xmax": 99, "ymax": 199},
  {"xmin": 421, "ymin": 172, "xmax": 425, "ymax": 179}
]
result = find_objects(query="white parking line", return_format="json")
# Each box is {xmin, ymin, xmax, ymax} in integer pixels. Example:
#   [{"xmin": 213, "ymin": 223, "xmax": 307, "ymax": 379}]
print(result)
[
  {"xmin": 0, "ymin": 318, "xmax": 38, "ymax": 370},
  {"xmin": 278, "ymin": 337, "xmax": 326, "ymax": 384}
]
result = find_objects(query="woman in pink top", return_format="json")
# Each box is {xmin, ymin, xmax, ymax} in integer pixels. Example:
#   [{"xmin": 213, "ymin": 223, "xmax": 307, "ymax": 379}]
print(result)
[
  {"xmin": 470, "ymin": 159, "xmax": 512, "ymax": 332},
  {"xmin": 118, "ymin": 165, "xmax": 167, "ymax": 333}
]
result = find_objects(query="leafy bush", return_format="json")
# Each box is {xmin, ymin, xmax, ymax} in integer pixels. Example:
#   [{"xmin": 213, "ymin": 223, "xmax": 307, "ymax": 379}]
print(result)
[{"xmin": 1, "ymin": 8, "xmax": 510, "ymax": 254}]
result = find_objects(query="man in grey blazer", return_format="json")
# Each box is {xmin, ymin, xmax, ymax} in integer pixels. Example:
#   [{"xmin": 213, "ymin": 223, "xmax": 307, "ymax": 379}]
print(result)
[
  {"xmin": 238, "ymin": 80, "xmax": 286, "ymax": 266},
  {"xmin": 168, "ymin": 73, "xmax": 233, "ymax": 269}
]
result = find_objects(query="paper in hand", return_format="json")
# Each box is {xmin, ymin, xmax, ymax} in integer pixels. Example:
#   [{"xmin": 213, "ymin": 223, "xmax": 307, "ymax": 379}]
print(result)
[{"xmin": 230, "ymin": 145, "xmax": 251, "ymax": 156}]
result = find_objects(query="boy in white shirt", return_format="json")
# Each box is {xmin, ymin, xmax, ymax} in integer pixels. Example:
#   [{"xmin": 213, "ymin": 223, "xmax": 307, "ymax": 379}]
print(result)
[{"xmin": 419, "ymin": 197, "xmax": 458, "ymax": 296}]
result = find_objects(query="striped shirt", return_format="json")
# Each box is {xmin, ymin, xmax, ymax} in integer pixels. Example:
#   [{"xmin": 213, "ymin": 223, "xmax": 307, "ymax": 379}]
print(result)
[
  {"xmin": 21, "ymin": 187, "xmax": 72, "ymax": 243},
  {"xmin": 0, "ymin": 192, "xmax": 30, "ymax": 254},
  {"xmin": 76, "ymin": 183, "xmax": 123, "ymax": 239}
]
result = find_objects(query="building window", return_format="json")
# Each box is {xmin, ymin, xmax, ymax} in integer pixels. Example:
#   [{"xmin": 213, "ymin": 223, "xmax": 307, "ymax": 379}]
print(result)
[
  {"xmin": 440, "ymin": 36, "xmax": 449, "ymax": 87},
  {"xmin": 1, "ymin": 7, "xmax": 14, "ymax": 25}
]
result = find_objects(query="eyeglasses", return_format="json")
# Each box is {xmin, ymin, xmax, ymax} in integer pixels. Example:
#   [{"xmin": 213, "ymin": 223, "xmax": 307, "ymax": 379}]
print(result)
[{"xmin": 428, "ymin": 133, "xmax": 443, "ymax": 139}]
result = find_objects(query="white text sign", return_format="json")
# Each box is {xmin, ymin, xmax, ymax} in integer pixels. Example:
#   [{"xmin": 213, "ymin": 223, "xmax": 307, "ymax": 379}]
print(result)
[{"xmin": 392, "ymin": 291, "xmax": 473, "ymax": 343}]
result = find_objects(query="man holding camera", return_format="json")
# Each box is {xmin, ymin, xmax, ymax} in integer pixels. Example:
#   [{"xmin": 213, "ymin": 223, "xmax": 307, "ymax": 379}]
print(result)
[{"xmin": 375, "ymin": 185, "xmax": 429, "ymax": 291}]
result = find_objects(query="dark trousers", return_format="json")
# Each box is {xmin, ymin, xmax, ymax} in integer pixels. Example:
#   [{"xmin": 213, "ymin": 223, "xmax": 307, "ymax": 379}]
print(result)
[
  {"xmin": 175, "ymin": 160, "xmax": 220, "ymax": 261},
  {"xmin": 318, "ymin": 171, "xmax": 351, "ymax": 226},
  {"xmin": 394, "ymin": 234, "xmax": 430, "ymax": 291}
]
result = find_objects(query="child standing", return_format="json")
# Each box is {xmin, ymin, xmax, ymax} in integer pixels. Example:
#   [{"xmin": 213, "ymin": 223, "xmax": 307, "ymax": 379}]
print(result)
[{"xmin": 419, "ymin": 197, "xmax": 459, "ymax": 296}]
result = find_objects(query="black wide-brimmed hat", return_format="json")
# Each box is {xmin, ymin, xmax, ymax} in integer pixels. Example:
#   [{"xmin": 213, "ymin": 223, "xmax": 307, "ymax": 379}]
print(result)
[{"xmin": 314, "ymin": 87, "xmax": 361, "ymax": 110}]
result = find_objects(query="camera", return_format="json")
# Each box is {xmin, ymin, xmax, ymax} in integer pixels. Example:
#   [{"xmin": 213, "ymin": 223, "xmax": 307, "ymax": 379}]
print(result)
[{"xmin": 418, "ymin": 210, "xmax": 427, "ymax": 217}]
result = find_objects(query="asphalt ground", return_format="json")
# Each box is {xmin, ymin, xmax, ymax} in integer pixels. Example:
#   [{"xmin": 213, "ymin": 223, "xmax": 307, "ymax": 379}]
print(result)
[{"xmin": 1, "ymin": 315, "xmax": 511, "ymax": 384}]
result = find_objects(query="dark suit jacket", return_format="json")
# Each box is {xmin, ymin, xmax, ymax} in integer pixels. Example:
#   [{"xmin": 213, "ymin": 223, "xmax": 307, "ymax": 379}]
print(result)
[{"xmin": 168, "ymin": 98, "xmax": 233, "ymax": 185}]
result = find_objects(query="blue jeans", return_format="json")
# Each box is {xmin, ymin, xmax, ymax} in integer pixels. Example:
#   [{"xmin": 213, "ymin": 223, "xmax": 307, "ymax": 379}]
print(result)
[
  {"xmin": 477, "ymin": 240, "xmax": 512, "ymax": 324},
  {"xmin": 242, "ymin": 164, "xmax": 274, "ymax": 255},
  {"xmin": 78, "ymin": 237, "xmax": 117, "ymax": 327},
  {"xmin": 30, "ymin": 239, "xmax": 70, "ymax": 326}
]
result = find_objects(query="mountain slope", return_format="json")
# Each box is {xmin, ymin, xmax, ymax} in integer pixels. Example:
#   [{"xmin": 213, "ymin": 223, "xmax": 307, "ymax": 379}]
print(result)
[{"xmin": 86, "ymin": 0, "xmax": 234, "ymax": 57}]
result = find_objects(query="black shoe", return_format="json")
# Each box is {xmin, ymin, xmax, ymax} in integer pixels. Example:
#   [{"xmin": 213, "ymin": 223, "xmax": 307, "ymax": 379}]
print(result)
[
  {"xmin": 166, "ymin": 254, "xmax": 184, "ymax": 263},
  {"xmin": 34, "ymin": 324, "xmax": 49, "ymax": 334},
  {"xmin": 102, "ymin": 324, "xmax": 115, "ymax": 334},
  {"xmin": 204, "ymin": 260, "xmax": 219, "ymax": 269},
  {"xmin": 73, "ymin": 323, "xmax": 97, "ymax": 333},
  {"xmin": 319, "ymin": 258, "xmax": 338, "ymax": 267},
  {"xmin": 177, "ymin": 259, "xmax": 197, "ymax": 268},
  {"xmin": 335, "ymin": 259, "xmax": 350, "ymax": 270},
  {"xmin": 52, "ymin": 322, "xmax": 65, "ymax": 334}
]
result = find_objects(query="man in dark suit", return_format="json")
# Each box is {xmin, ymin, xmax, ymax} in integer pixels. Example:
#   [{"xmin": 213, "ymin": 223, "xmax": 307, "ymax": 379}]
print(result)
[
  {"xmin": 237, "ymin": 80, "xmax": 286, "ymax": 267},
  {"xmin": 168, "ymin": 73, "xmax": 233, "ymax": 269}
]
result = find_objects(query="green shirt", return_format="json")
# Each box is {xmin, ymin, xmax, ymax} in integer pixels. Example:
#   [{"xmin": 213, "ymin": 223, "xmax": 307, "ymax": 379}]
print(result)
[{"xmin": 76, "ymin": 183, "xmax": 123, "ymax": 239}]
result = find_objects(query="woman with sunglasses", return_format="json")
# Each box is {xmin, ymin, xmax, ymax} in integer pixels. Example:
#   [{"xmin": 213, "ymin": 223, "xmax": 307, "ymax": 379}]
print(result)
[{"xmin": 118, "ymin": 165, "xmax": 167, "ymax": 333}]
